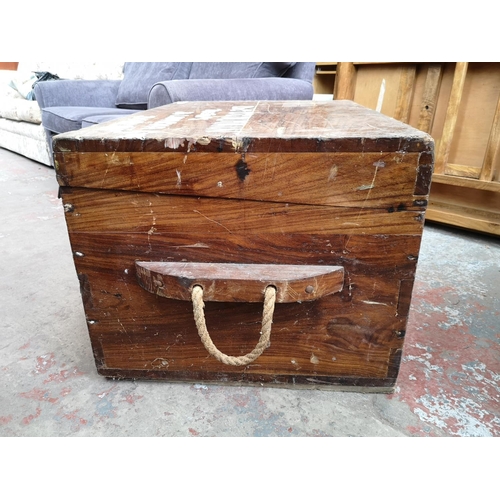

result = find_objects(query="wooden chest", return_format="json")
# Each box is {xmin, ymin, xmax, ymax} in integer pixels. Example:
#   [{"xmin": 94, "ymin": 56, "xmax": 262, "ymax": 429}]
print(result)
[{"xmin": 53, "ymin": 100, "xmax": 434, "ymax": 392}]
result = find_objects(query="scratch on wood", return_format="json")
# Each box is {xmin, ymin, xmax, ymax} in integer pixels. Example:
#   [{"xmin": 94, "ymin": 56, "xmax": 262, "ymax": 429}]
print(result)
[
  {"xmin": 151, "ymin": 358, "xmax": 169, "ymax": 368},
  {"xmin": 176, "ymin": 243, "xmax": 210, "ymax": 248},
  {"xmin": 117, "ymin": 319, "xmax": 127, "ymax": 334},
  {"xmin": 346, "ymin": 165, "xmax": 381, "ymax": 250},
  {"xmin": 146, "ymin": 211, "xmax": 157, "ymax": 252},
  {"xmin": 148, "ymin": 213, "xmax": 157, "ymax": 235},
  {"xmin": 101, "ymin": 165, "xmax": 110, "ymax": 188},
  {"xmin": 193, "ymin": 210, "xmax": 233, "ymax": 233},
  {"xmin": 355, "ymin": 163, "xmax": 381, "ymax": 192}
]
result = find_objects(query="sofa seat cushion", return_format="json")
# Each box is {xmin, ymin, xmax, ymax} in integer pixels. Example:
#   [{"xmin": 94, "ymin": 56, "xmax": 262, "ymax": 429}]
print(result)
[
  {"xmin": 81, "ymin": 112, "xmax": 137, "ymax": 128},
  {"xmin": 41, "ymin": 106, "xmax": 135, "ymax": 134},
  {"xmin": 115, "ymin": 62, "xmax": 191, "ymax": 110}
]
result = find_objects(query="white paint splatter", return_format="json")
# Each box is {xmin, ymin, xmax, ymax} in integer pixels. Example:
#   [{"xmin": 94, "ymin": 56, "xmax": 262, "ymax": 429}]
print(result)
[
  {"xmin": 189, "ymin": 109, "xmax": 221, "ymax": 121},
  {"xmin": 415, "ymin": 391, "xmax": 499, "ymax": 437},
  {"xmin": 328, "ymin": 165, "xmax": 338, "ymax": 181},
  {"xmin": 206, "ymin": 104, "xmax": 256, "ymax": 135},
  {"xmin": 193, "ymin": 384, "xmax": 208, "ymax": 390}
]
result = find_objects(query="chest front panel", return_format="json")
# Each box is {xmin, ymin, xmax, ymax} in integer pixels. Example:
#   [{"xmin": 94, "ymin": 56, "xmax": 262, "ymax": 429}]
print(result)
[{"xmin": 54, "ymin": 101, "xmax": 433, "ymax": 391}]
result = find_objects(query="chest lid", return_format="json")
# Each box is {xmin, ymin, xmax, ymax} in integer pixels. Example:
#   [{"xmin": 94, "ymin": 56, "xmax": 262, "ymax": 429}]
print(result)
[
  {"xmin": 53, "ymin": 100, "xmax": 432, "ymax": 155},
  {"xmin": 53, "ymin": 101, "xmax": 434, "ymax": 209}
]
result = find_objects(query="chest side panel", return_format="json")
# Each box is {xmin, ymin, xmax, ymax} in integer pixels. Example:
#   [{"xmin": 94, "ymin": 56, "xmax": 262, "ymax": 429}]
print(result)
[{"xmin": 61, "ymin": 186, "xmax": 425, "ymax": 388}]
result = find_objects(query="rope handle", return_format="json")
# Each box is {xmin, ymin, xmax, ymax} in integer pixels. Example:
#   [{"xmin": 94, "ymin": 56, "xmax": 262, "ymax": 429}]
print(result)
[{"xmin": 191, "ymin": 284, "xmax": 276, "ymax": 366}]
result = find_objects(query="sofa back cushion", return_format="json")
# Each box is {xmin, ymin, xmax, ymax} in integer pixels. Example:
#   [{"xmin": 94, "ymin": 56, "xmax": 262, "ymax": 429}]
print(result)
[
  {"xmin": 115, "ymin": 62, "xmax": 191, "ymax": 110},
  {"xmin": 281, "ymin": 62, "xmax": 316, "ymax": 83},
  {"xmin": 188, "ymin": 62, "xmax": 295, "ymax": 80}
]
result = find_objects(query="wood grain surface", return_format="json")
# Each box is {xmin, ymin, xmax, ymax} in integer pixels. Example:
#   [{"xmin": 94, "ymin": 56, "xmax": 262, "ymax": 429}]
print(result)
[
  {"xmin": 53, "ymin": 100, "xmax": 432, "ymax": 155},
  {"xmin": 54, "ymin": 151, "xmax": 430, "ymax": 209},
  {"xmin": 55, "ymin": 100, "xmax": 434, "ymax": 390},
  {"xmin": 62, "ymin": 191, "xmax": 422, "ymax": 389},
  {"xmin": 135, "ymin": 262, "xmax": 345, "ymax": 303}
]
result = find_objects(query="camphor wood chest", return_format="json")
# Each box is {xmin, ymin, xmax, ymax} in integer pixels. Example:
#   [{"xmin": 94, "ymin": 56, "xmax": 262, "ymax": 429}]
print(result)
[{"xmin": 53, "ymin": 100, "xmax": 434, "ymax": 392}]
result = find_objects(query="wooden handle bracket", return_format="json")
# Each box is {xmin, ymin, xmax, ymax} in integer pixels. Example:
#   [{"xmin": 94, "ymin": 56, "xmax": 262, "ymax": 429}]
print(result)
[{"xmin": 135, "ymin": 262, "xmax": 344, "ymax": 303}]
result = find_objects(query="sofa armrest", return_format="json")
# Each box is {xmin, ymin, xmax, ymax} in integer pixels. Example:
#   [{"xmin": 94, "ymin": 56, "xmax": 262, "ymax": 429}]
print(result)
[
  {"xmin": 34, "ymin": 79, "xmax": 122, "ymax": 109},
  {"xmin": 148, "ymin": 78, "xmax": 314, "ymax": 108}
]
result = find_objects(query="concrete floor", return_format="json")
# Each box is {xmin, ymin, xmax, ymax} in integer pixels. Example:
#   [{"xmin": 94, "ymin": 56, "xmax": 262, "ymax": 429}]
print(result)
[{"xmin": 1, "ymin": 147, "xmax": 499, "ymax": 437}]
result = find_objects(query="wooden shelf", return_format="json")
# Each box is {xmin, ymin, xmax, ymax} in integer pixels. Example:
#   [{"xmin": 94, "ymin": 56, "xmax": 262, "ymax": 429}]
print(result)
[
  {"xmin": 432, "ymin": 174, "xmax": 500, "ymax": 193},
  {"xmin": 328, "ymin": 62, "xmax": 500, "ymax": 236},
  {"xmin": 427, "ymin": 193, "xmax": 500, "ymax": 236},
  {"xmin": 314, "ymin": 63, "xmax": 337, "ymax": 95}
]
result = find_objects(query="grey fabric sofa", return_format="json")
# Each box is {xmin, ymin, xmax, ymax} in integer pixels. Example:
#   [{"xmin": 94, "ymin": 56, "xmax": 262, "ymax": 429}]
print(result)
[
  {"xmin": 0, "ymin": 62, "xmax": 124, "ymax": 165},
  {"xmin": 34, "ymin": 62, "xmax": 316, "ymax": 165}
]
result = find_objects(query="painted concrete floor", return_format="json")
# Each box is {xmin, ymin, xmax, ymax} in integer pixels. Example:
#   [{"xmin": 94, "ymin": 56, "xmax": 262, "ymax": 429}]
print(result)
[{"xmin": 1, "ymin": 147, "xmax": 499, "ymax": 437}]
